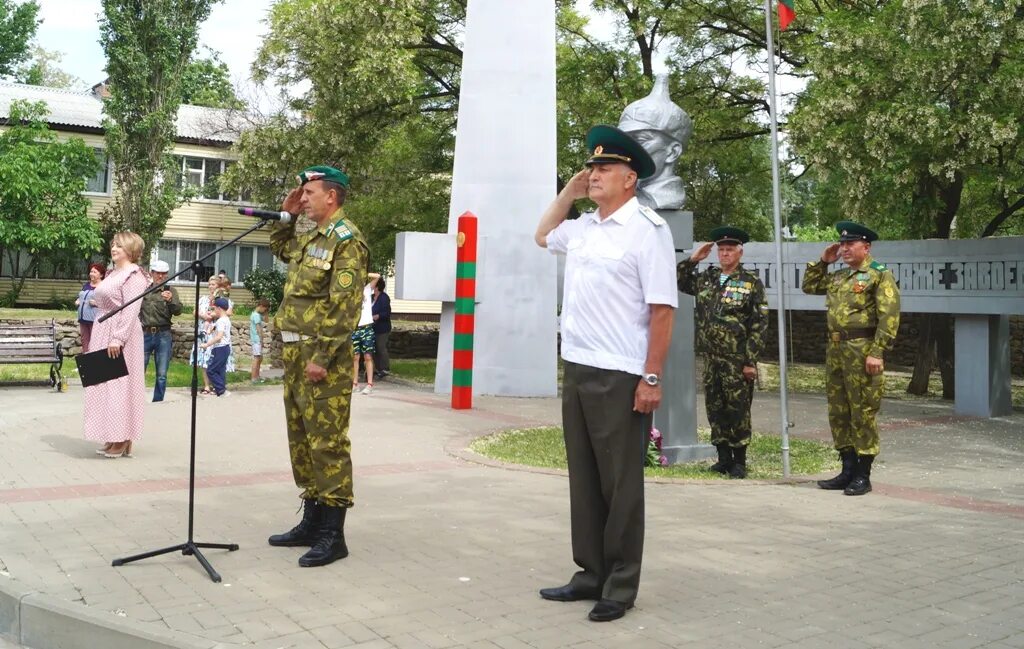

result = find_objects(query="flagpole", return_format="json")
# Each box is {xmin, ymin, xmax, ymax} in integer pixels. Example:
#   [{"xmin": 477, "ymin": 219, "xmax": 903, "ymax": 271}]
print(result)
[{"xmin": 763, "ymin": 0, "xmax": 792, "ymax": 477}]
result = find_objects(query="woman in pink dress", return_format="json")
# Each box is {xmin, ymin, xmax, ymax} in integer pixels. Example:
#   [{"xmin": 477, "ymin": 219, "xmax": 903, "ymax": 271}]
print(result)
[{"xmin": 84, "ymin": 232, "xmax": 149, "ymax": 458}]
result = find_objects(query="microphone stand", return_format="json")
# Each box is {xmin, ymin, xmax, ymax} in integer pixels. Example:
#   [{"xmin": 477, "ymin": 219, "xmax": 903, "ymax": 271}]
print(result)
[{"xmin": 103, "ymin": 218, "xmax": 272, "ymax": 582}]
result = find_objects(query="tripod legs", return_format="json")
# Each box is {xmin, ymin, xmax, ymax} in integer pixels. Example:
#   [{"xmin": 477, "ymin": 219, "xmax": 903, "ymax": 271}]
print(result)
[{"xmin": 113, "ymin": 541, "xmax": 239, "ymax": 583}]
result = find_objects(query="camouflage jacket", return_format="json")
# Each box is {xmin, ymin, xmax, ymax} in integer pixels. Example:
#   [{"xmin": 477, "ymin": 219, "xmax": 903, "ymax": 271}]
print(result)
[
  {"xmin": 677, "ymin": 260, "xmax": 769, "ymax": 365},
  {"xmin": 270, "ymin": 208, "xmax": 369, "ymax": 369},
  {"xmin": 801, "ymin": 254, "xmax": 901, "ymax": 359}
]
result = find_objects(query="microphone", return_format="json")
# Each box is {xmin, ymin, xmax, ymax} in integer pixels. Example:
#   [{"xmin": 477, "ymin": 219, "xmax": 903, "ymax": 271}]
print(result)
[{"xmin": 238, "ymin": 207, "xmax": 293, "ymax": 223}]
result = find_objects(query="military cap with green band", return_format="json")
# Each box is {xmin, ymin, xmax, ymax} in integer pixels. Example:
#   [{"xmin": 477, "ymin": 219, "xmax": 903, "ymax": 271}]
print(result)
[
  {"xmin": 709, "ymin": 226, "xmax": 749, "ymax": 245},
  {"xmin": 297, "ymin": 165, "xmax": 350, "ymax": 188},
  {"xmin": 835, "ymin": 220, "xmax": 878, "ymax": 243},
  {"xmin": 584, "ymin": 124, "xmax": 656, "ymax": 180}
]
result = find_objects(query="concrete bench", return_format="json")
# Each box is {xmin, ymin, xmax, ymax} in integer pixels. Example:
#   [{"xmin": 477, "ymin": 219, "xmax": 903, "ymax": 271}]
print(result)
[{"xmin": 0, "ymin": 319, "xmax": 64, "ymax": 389}]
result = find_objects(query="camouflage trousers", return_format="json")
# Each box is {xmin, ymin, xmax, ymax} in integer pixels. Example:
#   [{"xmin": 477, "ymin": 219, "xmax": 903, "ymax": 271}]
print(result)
[
  {"xmin": 703, "ymin": 355, "xmax": 754, "ymax": 447},
  {"xmin": 281, "ymin": 338, "xmax": 355, "ymax": 508},
  {"xmin": 825, "ymin": 338, "xmax": 882, "ymax": 455}
]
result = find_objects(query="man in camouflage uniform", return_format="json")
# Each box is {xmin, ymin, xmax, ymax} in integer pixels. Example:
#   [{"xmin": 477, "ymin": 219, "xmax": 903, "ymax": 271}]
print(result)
[
  {"xmin": 802, "ymin": 221, "xmax": 900, "ymax": 496},
  {"xmin": 677, "ymin": 226, "xmax": 768, "ymax": 478},
  {"xmin": 266, "ymin": 165, "xmax": 369, "ymax": 566}
]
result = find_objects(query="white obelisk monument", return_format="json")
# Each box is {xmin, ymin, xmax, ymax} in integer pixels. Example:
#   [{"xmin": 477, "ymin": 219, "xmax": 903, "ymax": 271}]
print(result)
[{"xmin": 395, "ymin": 0, "xmax": 558, "ymax": 397}]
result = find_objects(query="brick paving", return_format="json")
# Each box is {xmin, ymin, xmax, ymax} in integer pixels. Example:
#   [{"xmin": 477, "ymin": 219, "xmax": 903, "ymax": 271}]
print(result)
[{"xmin": 0, "ymin": 380, "xmax": 1022, "ymax": 648}]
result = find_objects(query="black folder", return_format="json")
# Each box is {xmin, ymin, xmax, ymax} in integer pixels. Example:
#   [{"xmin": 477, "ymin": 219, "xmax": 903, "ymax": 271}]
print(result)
[{"xmin": 75, "ymin": 348, "xmax": 129, "ymax": 387}]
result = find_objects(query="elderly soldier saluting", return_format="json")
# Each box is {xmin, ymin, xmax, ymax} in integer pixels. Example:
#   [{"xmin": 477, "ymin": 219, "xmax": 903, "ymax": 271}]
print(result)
[
  {"xmin": 677, "ymin": 227, "xmax": 768, "ymax": 478},
  {"xmin": 535, "ymin": 125, "xmax": 677, "ymax": 622},
  {"xmin": 802, "ymin": 221, "xmax": 900, "ymax": 496},
  {"xmin": 266, "ymin": 166, "xmax": 369, "ymax": 566}
]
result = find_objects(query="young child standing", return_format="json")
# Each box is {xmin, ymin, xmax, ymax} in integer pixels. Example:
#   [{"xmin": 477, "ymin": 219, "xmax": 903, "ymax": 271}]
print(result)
[
  {"xmin": 202, "ymin": 297, "xmax": 232, "ymax": 397},
  {"xmin": 250, "ymin": 298, "xmax": 270, "ymax": 383}
]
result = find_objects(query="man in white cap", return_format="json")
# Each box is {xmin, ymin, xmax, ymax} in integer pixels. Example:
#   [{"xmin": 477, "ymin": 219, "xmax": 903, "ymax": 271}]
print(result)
[{"xmin": 139, "ymin": 260, "xmax": 182, "ymax": 401}]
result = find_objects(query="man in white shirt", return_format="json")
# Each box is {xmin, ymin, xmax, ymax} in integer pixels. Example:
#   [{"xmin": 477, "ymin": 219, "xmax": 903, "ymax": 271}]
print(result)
[{"xmin": 534, "ymin": 125, "xmax": 678, "ymax": 622}]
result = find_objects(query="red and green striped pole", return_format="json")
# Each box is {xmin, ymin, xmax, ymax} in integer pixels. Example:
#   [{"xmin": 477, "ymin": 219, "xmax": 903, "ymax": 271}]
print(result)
[{"xmin": 452, "ymin": 211, "xmax": 477, "ymax": 409}]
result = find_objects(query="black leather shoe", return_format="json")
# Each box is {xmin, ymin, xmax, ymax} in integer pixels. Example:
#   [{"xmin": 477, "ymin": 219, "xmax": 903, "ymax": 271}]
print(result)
[
  {"xmin": 539, "ymin": 584, "xmax": 600, "ymax": 602},
  {"xmin": 268, "ymin": 499, "xmax": 321, "ymax": 547},
  {"xmin": 588, "ymin": 599, "xmax": 632, "ymax": 622},
  {"xmin": 298, "ymin": 506, "xmax": 349, "ymax": 567},
  {"xmin": 818, "ymin": 449, "xmax": 857, "ymax": 490},
  {"xmin": 843, "ymin": 475, "xmax": 872, "ymax": 495}
]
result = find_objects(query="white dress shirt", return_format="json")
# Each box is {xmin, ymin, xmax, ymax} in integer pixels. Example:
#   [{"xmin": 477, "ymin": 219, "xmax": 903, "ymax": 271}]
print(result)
[{"xmin": 546, "ymin": 196, "xmax": 678, "ymax": 375}]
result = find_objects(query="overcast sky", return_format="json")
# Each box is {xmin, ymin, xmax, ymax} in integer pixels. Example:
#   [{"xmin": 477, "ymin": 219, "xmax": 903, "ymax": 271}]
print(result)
[{"xmin": 32, "ymin": 0, "xmax": 276, "ymax": 90}]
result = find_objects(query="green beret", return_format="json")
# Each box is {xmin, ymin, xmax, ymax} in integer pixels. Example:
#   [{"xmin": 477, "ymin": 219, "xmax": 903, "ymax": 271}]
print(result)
[
  {"xmin": 584, "ymin": 125, "xmax": 656, "ymax": 180},
  {"xmin": 709, "ymin": 226, "xmax": 749, "ymax": 245},
  {"xmin": 297, "ymin": 165, "xmax": 350, "ymax": 188},
  {"xmin": 836, "ymin": 220, "xmax": 878, "ymax": 242}
]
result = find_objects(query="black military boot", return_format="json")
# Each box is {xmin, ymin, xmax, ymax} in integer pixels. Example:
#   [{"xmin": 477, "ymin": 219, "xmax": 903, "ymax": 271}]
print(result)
[
  {"xmin": 844, "ymin": 455, "xmax": 874, "ymax": 496},
  {"xmin": 709, "ymin": 444, "xmax": 733, "ymax": 474},
  {"xmin": 298, "ymin": 505, "xmax": 349, "ymax": 567},
  {"xmin": 268, "ymin": 499, "xmax": 322, "ymax": 547},
  {"xmin": 817, "ymin": 449, "xmax": 857, "ymax": 490},
  {"xmin": 728, "ymin": 446, "xmax": 747, "ymax": 479}
]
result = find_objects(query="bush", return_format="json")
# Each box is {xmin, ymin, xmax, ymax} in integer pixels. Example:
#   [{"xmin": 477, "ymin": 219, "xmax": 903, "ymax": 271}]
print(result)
[
  {"xmin": 242, "ymin": 267, "xmax": 285, "ymax": 311},
  {"xmin": 47, "ymin": 292, "xmax": 77, "ymax": 310}
]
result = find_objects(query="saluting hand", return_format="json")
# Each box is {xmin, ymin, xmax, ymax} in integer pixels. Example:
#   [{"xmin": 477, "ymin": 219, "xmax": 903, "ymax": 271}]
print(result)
[
  {"xmin": 563, "ymin": 168, "xmax": 591, "ymax": 201},
  {"xmin": 689, "ymin": 241, "xmax": 714, "ymax": 263},
  {"xmin": 821, "ymin": 243, "xmax": 841, "ymax": 264},
  {"xmin": 282, "ymin": 186, "xmax": 304, "ymax": 216}
]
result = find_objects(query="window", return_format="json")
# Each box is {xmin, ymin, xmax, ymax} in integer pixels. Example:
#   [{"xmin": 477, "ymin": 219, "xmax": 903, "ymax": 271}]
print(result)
[
  {"xmin": 173, "ymin": 156, "xmax": 249, "ymax": 202},
  {"xmin": 157, "ymin": 239, "xmax": 276, "ymax": 285},
  {"xmin": 85, "ymin": 149, "xmax": 110, "ymax": 194}
]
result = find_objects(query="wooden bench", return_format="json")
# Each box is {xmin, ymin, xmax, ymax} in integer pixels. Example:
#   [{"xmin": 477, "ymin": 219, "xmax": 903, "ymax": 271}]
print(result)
[{"xmin": 0, "ymin": 320, "xmax": 64, "ymax": 389}]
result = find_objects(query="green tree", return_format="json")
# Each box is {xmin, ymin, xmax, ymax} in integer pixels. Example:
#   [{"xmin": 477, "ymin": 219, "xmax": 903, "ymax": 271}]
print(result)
[
  {"xmin": 14, "ymin": 45, "xmax": 81, "ymax": 89},
  {"xmin": 788, "ymin": 0, "xmax": 1024, "ymax": 397},
  {"xmin": 0, "ymin": 0, "xmax": 38, "ymax": 78},
  {"xmin": 224, "ymin": 0, "xmax": 460, "ymax": 272},
  {"xmin": 0, "ymin": 101, "xmax": 102, "ymax": 304},
  {"xmin": 180, "ymin": 49, "xmax": 243, "ymax": 108},
  {"xmin": 98, "ymin": 0, "xmax": 219, "ymax": 251}
]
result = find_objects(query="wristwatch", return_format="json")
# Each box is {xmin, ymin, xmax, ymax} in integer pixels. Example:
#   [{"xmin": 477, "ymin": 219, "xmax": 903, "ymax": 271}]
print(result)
[{"xmin": 642, "ymin": 373, "xmax": 660, "ymax": 386}]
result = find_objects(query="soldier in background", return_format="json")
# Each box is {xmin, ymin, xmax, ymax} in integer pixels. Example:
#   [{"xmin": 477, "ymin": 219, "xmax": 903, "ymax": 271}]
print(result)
[
  {"xmin": 266, "ymin": 165, "xmax": 369, "ymax": 565},
  {"xmin": 802, "ymin": 221, "xmax": 901, "ymax": 496},
  {"xmin": 677, "ymin": 227, "xmax": 768, "ymax": 478}
]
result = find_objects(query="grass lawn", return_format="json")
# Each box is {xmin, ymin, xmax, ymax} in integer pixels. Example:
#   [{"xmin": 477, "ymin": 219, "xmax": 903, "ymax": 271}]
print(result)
[
  {"xmin": 470, "ymin": 427, "xmax": 838, "ymax": 479},
  {"xmin": 390, "ymin": 358, "xmax": 439, "ymax": 383},
  {"xmin": 0, "ymin": 358, "xmax": 266, "ymax": 388}
]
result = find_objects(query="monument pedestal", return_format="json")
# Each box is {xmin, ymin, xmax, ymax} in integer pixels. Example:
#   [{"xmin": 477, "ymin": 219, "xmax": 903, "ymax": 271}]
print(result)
[{"xmin": 656, "ymin": 210, "xmax": 714, "ymax": 463}]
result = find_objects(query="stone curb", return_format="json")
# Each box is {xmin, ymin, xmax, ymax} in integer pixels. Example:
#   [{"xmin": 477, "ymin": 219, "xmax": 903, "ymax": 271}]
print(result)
[{"xmin": 0, "ymin": 574, "xmax": 237, "ymax": 649}]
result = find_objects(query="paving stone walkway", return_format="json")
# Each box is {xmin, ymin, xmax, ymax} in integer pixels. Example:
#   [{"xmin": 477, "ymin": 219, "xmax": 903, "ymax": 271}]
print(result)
[{"xmin": 1, "ymin": 379, "xmax": 1022, "ymax": 648}]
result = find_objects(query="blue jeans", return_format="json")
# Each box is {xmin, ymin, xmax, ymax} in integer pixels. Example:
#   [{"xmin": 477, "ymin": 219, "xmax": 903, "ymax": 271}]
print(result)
[{"xmin": 143, "ymin": 329, "xmax": 173, "ymax": 402}]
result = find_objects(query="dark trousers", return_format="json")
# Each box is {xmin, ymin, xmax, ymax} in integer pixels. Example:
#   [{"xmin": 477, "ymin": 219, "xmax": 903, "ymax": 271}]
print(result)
[
  {"xmin": 561, "ymin": 361, "xmax": 648, "ymax": 605},
  {"xmin": 143, "ymin": 329, "xmax": 173, "ymax": 402},
  {"xmin": 207, "ymin": 345, "xmax": 230, "ymax": 395},
  {"xmin": 373, "ymin": 331, "xmax": 390, "ymax": 373}
]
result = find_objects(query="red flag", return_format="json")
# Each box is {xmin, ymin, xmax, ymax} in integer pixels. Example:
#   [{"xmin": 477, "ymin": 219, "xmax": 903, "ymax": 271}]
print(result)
[{"xmin": 778, "ymin": 0, "xmax": 796, "ymax": 30}]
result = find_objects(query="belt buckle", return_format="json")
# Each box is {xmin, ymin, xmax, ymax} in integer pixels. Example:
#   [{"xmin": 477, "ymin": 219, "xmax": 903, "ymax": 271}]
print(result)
[{"xmin": 830, "ymin": 332, "xmax": 841, "ymax": 343}]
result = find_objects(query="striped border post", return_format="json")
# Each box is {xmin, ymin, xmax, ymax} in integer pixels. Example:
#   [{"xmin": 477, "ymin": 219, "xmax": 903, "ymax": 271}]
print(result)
[{"xmin": 452, "ymin": 212, "xmax": 477, "ymax": 409}]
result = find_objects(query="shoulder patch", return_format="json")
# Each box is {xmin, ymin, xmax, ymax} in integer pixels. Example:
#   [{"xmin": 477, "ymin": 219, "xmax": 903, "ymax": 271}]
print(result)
[
  {"xmin": 332, "ymin": 218, "xmax": 354, "ymax": 242},
  {"xmin": 638, "ymin": 205, "xmax": 666, "ymax": 226},
  {"xmin": 870, "ymin": 260, "xmax": 887, "ymax": 272}
]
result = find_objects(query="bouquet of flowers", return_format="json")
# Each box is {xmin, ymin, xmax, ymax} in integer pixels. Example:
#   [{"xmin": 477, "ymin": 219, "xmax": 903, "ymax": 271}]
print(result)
[{"xmin": 646, "ymin": 427, "xmax": 668, "ymax": 467}]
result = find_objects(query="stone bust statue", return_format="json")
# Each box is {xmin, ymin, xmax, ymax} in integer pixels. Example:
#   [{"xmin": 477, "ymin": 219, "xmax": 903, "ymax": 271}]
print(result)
[{"xmin": 618, "ymin": 74, "xmax": 693, "ymax": 210}]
